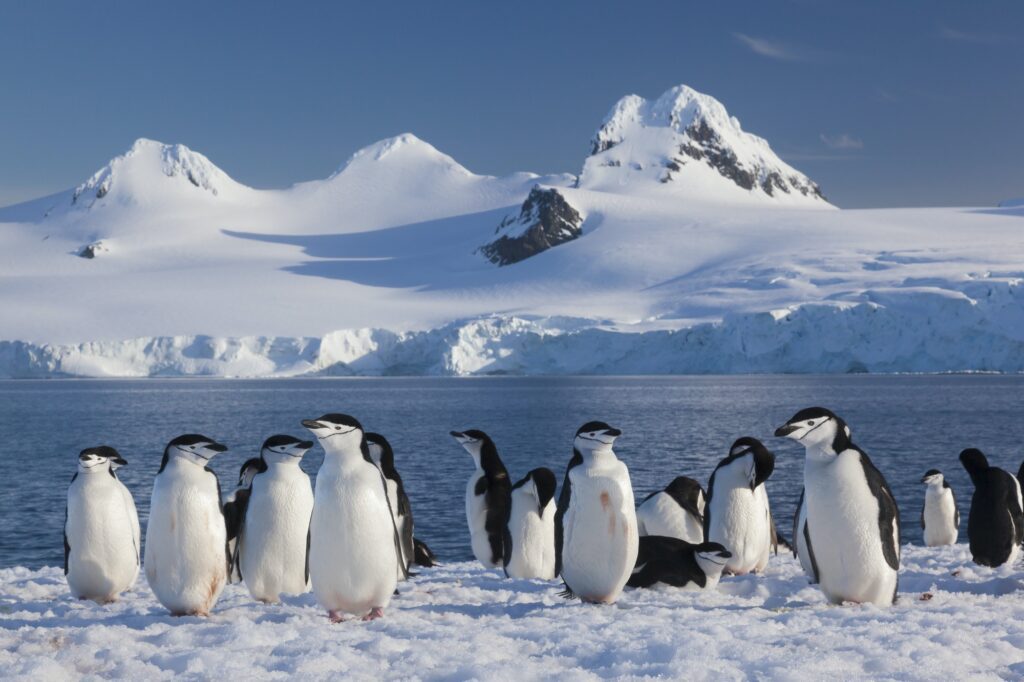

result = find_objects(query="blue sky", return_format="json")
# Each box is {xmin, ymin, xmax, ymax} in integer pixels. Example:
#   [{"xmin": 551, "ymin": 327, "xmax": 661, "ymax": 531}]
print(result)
[{"xmin": 0, "ymin": 0, "xmax": 1021, "ymax": 208}]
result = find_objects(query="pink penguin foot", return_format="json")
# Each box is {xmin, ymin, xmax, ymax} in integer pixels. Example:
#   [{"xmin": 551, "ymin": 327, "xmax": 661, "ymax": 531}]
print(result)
[
  {"xmin": 362, "ymin": 607, "xmax": 384, "ymax": 621},
  {"xmin": 328, "ymin": 610, "xmax": 347, "ymax": 623}
]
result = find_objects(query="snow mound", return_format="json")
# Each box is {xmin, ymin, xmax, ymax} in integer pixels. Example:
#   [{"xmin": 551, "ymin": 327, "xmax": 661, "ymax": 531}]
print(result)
[
  {"xmin": 2, "ymin": 545, "xmax": 1023, "ymax": 680},
  {"xmin": 579, "ymin": 85, "xmax": 829, "ymax": 206}
]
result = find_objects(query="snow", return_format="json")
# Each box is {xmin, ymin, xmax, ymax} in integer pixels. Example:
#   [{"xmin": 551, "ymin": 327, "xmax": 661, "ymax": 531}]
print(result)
[
  {"xmin": 1, "ymin": 84, "xmax": 1023, "ymax": 376},
  {"xmin": 2, "ymin": 545, "xmax": 1024, "ymax": 679}
]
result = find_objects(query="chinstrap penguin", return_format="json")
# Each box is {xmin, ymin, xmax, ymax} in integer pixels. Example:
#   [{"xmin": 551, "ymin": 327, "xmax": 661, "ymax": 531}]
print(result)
[
  {"xmin": 224, "ymin": 457, "xmax": 267, "ymax": 583},
  {"xmin": 555, "ymin": 421, "xmax": 639, "ymax": 604},
  {"xmin": 413, "ymin": 538, "xmax": 438, "ymax": 567},
  {"xmin": 959, "ymin": 449, "xmax": 1023, "ymax": 567},
  {"xmin": 636, "ymin": 476, "xmax": 705, "ymax": 544},
  {"xmin": 232, "ymin": 435, "xmax": 315, "ymax": 603},
  {"xmin": 366, "ymin": 432, "xmax": 415, "ymax": 579},
  {"xmin": 450, "ymin": 429, "xmax": 511, "ymax": 569},
  {"xmin": 627, "ymin": 538, "xmax": 731, "ymax": 590},
  {"xmin": 64, "ymin": 446, "xmax": 140, "ymax": 604},
  {"xmin": 775, "ymin": 408, "xmax": 900, "ymax": 606},
  {"xmin": 921, "ymin": 469, "xmax": 959, "ymax": 547},
  {"xmin": 704, "ymin": 437, "xmax": 778, "ymax": 575},
  {"xmin": 144, "ymin": 434, "xmax": 230, "ymax": 616},
  {"xmin": 303, "ymin": 413, "xmax": 403, "ymax": 621},
  {"xmin": 503, "ymin": 467, "xmax": 557, "ymax": 580}
]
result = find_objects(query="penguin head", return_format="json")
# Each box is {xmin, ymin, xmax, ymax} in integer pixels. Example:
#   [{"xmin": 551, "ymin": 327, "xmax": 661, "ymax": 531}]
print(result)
[
  {"xmin": 78, "ymin": 446, "xmax": 127, "ymax": 473},
  {"xmin": 573, "ymin": 421, "xmax": 622, "ymax": 453},
  {"xmin": 165, "ymin": 434, "xmax": 228, "ymax": 467},
  {"xmin": 774, "ymin": 407, "xmax": 848, "ymax": 452},
  {"xmin": 726, "ymin": 437, "xmax": 775, "ymax": 490},
  {"xmin": 959, "ymin": 448, "xmax": 989, "ymax": 482},
  {"xmin": 921, "ymin": 469, "xmax": 945, "ymax": 486},
  {"xmin": 365, "ymin": 432, "xmax": 395, "ymax": 469},
  {"xmin": 302, "ymin": 413, "xmax": 364, "ymax": 449},
  {"xmin": 694, "ymin": 542, "xmax": 732, "ymax": 575},
  {"xmin": 511, "ymin": 467, "xmax": 557, "ymax": 514},
  {"xmin": 260, "ymin": 434, "xmax": 314, "ymax": 465},
  {"xmin": 237, "ymin": 457, "xmax": 267, "ymax": 487},
  {"xmin": 450, "ymin": 429, "xmax": 492, "ymax": 461}
]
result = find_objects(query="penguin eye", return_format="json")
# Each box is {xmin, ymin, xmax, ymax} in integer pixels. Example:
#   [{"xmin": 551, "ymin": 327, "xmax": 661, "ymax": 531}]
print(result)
[{"xmin": 807, "ymin": 420, "xmax": 815, "ymax": 426}]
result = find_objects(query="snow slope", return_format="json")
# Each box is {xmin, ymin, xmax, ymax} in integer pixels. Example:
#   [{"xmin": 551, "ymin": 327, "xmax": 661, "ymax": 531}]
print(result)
[
  {"xmin": 1, "ymin": 84, "xmax": 1022, "ymax": 376},
  {"xmin": 2, "ymin": 545, "xmax": 1024, "ymax": 680}
]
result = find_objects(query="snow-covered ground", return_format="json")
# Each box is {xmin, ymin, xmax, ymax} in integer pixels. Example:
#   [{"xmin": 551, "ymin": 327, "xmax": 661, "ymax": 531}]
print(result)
[
  {"xmin": 2, "ymin": 545, "xmax": 1023, "ymax": 680},
  {"xmin": 1, "ymin": 84, "xmax": 1022, "ymax": 377}
]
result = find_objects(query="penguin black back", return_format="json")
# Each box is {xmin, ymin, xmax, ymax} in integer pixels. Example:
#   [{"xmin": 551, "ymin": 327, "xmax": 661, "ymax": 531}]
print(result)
[{"xmin": 960, "ymin": 448, "xmax": 1024, "ymax": 567}]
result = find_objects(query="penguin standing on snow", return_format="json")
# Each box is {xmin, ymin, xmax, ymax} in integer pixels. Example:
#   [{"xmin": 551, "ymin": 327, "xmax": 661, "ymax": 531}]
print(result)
[
  {"xmin": 303, "ymin": 414, "xmax": 404, "ymax": 621},
  {"xmin": 704, "ymin": 437, "xmax": 778, "ymax": 575},
  {"xmin": 64, "ymin": 446, "xmax": 140, "ymax": 603},
  {"xmin": 145, "ymin": 434, "xmax": 230, "ymax": 616},
  {"xmin": 959, "ymin": 449, "xmax": 1023, "ymax": 567},
  {"xmin": 224, "ymin": 457, "xmax": 266, "ymax": 583},
  {"xmin": 229, "ymin": 435, "xmax": 315, "ymax": 603},
  {"xmin": 366, "ymin": 432, "xmax": 415, "ymax": 579},
  {"xmin": 450, "ymin": 430, "xmax": 511, "ymax": 569},
  {"xmin": 775, "ymin": 408, "xmax": 900, "ymax": 606},
  {"xmin": 555, "ymin": 421, "xmax": 639, "ymax": 604},
  {"xmin": 503, "ymin": 467, "xmax": 557, "ymax": 580},
  {"xmin": 627, "ymin": 538, "xmax": 732, "ymax": 590},
  {"xmin": 636, "ymin": 476, "xmax": 705, "ymax": 543},
  {"xmin": 921, "ymin": 469, "xmax": 959, "ymax": 547}
]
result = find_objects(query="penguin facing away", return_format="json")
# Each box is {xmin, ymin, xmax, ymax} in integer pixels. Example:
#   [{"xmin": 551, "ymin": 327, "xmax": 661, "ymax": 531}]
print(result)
[
  {"xmin": 303, "ymin": 414, "xmax": 404, "ymax": 622},
  {"xmin": 450, "ymin": 430, "xmax": 512, "ymax": 569},
  {"xmin": 234, "ymin": 435, "xmax": 315, "ymax": 603},
  {"xmin": 224, "ymin": 457, "xmax": 267, "ymax": 584},
  {"xmin": 959, "ymin": 449, "xmax": 1023, "ymax": 567},
  {"xmin": 144, "ymin": 434, "xmax": 230, "ymax": 616},
  {"xmin": 704, "ymin": 437, "xmax": 777, "ymax": 576},
  {"xmin": 65, "ymin": 446, "xmax": 140, "ymax": 604},
  {"xmin": 503, "ymin": 467, "xmax": 557, "ymax": 580},
  {"xmin": 920, "ymin": 469, "xmax": 959, "ymax": 547},
  {"xmin": 636, "ymin": 476, "xmax": 705, "ymax": 544},
  {"xmin": 627, "ymin": 538, "xmax": 732, "ymax": 590},
  {"xmin": 555, "ymin": 421, "xmax": 639, "ymax": 604},
  {"xmin": 366, "ymin": 432, "xmax": 415, "ymax": 579},
  {"xmin": 775, "ymin": 408, "xmax": 900, "ymax": 606}
]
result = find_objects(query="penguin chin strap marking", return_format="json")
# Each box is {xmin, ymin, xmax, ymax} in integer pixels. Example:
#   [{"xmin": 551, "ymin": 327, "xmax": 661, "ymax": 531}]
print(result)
[
  {"xmin": 176, "ymin": 446, "xmax": 212, "ymax": 461},
  {"xmin": 577, "ymin": 434, "xmax": 615, "ymax": 446},
  {"xmin": 317, "ymin": 428, "xmax": 358, "ymax": 441},
  {"xmin": 796, "ymin": 417, "xmax": 831, "ymax": 443}
]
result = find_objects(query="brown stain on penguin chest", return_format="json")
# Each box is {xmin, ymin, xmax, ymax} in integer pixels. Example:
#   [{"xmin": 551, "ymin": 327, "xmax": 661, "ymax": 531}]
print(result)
[{"xmin": 600, "ymin": 491, "xmax": 616, "ymax": 535}]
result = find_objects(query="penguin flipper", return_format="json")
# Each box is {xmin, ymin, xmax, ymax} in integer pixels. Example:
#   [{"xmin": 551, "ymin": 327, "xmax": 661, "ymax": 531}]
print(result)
[
  {"xmin": 792, "ymin": 488, "xmax": 804, "ymax": 560},
  {"xmin": 803, "ymin": 519, "xmax": 820, "ymax": 584},
  {"xmin": 858, "ymin": 450, "xmax": 901, "ymax": 571},
  {"xmin": 501, "ymin": 523, "xmax": 513, "ymax": 575},
  {"xmin": 63, "ymin": 506, "xmax": 70, "ymax": 576},
  {"xmin": 305, "ymin": 524, "xmax": 311, "ymax": 585}
]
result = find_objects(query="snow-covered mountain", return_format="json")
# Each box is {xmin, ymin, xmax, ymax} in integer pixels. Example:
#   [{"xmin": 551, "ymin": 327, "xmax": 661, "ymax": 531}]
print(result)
[
  {"xmin": 578, "ymin": 85, "xmax": 828, "ymax": 205},
  {"xmin": 1, "ymin": 83, "xmax": 1021, "ymax": 377}
]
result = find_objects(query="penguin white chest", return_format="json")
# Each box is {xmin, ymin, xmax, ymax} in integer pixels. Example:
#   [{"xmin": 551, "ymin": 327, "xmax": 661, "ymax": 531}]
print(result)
[
  {"xmin": 562, "ymin": 460, "xmax": 638, "ymax": 603},
  {"xmin": 309, "ymin": 459, "xmax": 398, "ymax": 615},
  {"xmin": 636, "ymin": 492, "xmax": 703, "ymax": 543},
  {"xmin": 66, "ymin": 474, "xmax": 140, "ymax": 603},
  {"xmin": 144, "ymin": 463, "xmax": 227, "ymax": 616},
  {"xmin": 707, "ymin": 484, "xmax": 773, "ymax": 575},
  {"xmin": 805, "ymin": 453, "xmax": 898, "ymax": 606},
  {"xmin": 922, "ymin": 486, "xmax": 958, "ymax": 547},
  {"xmin": 240, "ymin": 465, "xmax": 314, "ymax": 602},
  {"xmin": 506, "ymin": 492, "xmax": 556, "ymax": 580},
  {"xmin": 465, "ymin": 471, "xmax": 497, "ymax": 568}
]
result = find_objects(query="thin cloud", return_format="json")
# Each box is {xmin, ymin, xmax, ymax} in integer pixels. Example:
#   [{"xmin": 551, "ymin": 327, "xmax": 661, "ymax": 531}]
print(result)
[
  {"xmin": 733, "ymin": 33, "xmax": 802, "ymax": 61},
  {"xmin": 939, "ymin": 27, "xmax": 1008, "ymax": 44},
  {"xmin": 820, "ymin": 133, "xmax": 864, "ymax": 150}
]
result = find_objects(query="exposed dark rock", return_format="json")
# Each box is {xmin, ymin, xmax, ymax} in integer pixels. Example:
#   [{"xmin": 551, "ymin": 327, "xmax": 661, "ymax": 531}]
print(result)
[
  {"xmin": 78, "ymin": 241, "xmax": 106, "ymax": 259},
  {"xmin": 591, "ymin": 138, "xmax": 618, "ymax": 155},
  {"xmin": 479, "ymin": 187, "xmax": 583, "ymax": 266},
  {"xmin": 95, "ymin": 185, "xmax": 108, "ymax": 199}
]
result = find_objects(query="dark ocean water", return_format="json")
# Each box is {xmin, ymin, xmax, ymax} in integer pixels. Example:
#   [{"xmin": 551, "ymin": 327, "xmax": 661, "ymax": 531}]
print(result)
[{"xmin": 2, "ymin": 375, "xmax": 1022, "ymax": 570}]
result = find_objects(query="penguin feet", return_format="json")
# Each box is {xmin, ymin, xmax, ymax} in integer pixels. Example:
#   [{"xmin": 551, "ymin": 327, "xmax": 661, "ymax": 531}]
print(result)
[
  {"xmin": 362, "ymin": 607, "xmax": 385, "ymax": 621},
  {"xmin": 328, "ymin": 610, "xmax": 348, "ymax": 623}
]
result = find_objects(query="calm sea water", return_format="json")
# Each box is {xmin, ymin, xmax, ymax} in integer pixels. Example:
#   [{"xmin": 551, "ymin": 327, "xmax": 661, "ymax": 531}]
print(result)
[{"xmin": 2, "ymin": 375, "xmax": 1023, "ymax": 570}]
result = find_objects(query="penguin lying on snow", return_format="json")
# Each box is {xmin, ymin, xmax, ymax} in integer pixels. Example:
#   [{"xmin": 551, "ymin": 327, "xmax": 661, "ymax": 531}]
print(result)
[
  {"xmin": 556, "ymin": 421, "xmax": 638, "ymax": 604},
  {"xmin": 230, "ymin": 435, "xmax": 315, "ymax": 604},
  {"xmin": 704, "ymin": 437, "xmax": 777, "ymax": 575},
  {"xmin": 366, "ymin": 432, "xmax": 415, "ymax": 579},
  {"xmin": 921, "ymin": 469, "xmax": 959, "ymax": 547},
  {"xmin": 303, "ymin": 414, "xmax": 404, "ymax": 621},
  {"xmin": 627, "ymin": 537, "xmax": 731, "ymax": 590},
  {"xmin": 145, "ymin": 434, "xmax": 230, "ymax": 616},
  {"xmin": 224, "ymin": 457, "xmax": 267, "ymax": 583},
  {"xmin": 450, "ymin": 430, "xmax": 511, "ymax": 569},
  {"xmin": 775, "ymin": 408, "xmax": 900, "ymax": 606},
  {"xmin": 636, "ymin": 476, "xmax": 705, "ymax": 543},
  {"xmin": 504, "ymin": 467, "xmax": 557, "ymax": 580},
  {"xmin": 413, "ymin": 538, "xmax": 438, "ymax": 567},
  {"xmin": 960, "ymin": 449, "xmax": 1023, "ymax": 567},
  {"xmin": 65, "ymin": 446, "xmax": 140, "ymax": 604}
]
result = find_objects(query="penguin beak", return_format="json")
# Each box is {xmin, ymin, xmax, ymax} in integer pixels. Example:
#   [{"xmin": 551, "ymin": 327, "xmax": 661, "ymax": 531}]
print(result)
[
  {"xmin": 206, "ymin": 442, "xmax": 228, "ymax": 453},
  {"xmin": 298, "ymin": 440, "xmax": 314, "ymax": 450},
  {"xmin": 602, "ymin": 427, "xmax": 622, "ymax": 438},
  {"xmin": 774, "ymin": 423, "xmax": 798, "ymax": 438},
  {"xmin": 302, "ymin": 419, "xmax": 325, "ymax": 430},
  {"xmin": 719, "ymin": 550, "xmax": 732, "ymax": 559},
  {"xmin": 112, "ymin": 455, "xmax": 128, "ymax": 466}
]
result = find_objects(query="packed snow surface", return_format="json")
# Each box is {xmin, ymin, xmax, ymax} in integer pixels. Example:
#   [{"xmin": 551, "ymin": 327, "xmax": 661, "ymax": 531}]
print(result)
[
  {"xmin": 1, "ymin": 84, "xmax": 1022, "ymax": 376},
  {"xmin": 2, "ymin": 545, "xmax": 1023, "ymax": 680}
]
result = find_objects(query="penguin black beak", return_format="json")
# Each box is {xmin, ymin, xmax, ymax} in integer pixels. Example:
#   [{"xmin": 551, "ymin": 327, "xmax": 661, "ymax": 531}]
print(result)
[
  {"xmin": 207, "ymin": 442, "xmax": 228, "ymax": 453},
  {"xmin": 603, "ymin": 427, "xmax": 622, "ymax": 437},
  {"xmin": 298, "ymin": 440, "xmax": 314, "ymax": 450},
  {"xmin": 719, "ymin": 550, "xmax": 732, "ymax": 559},
  {"xmin": 450, "ymin": 430, "xmax": 464, "ymax": 439},
  {"xmin": 302, "ymin": 419, "xmax": 324, "ymax": 430},
  {"xmin": 112, "ymin": 455, "xmax": 128, "ymax": 466},
  {"xmin": 774, "ymin": 424, "xmax": 797, "ymax": 437}
]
